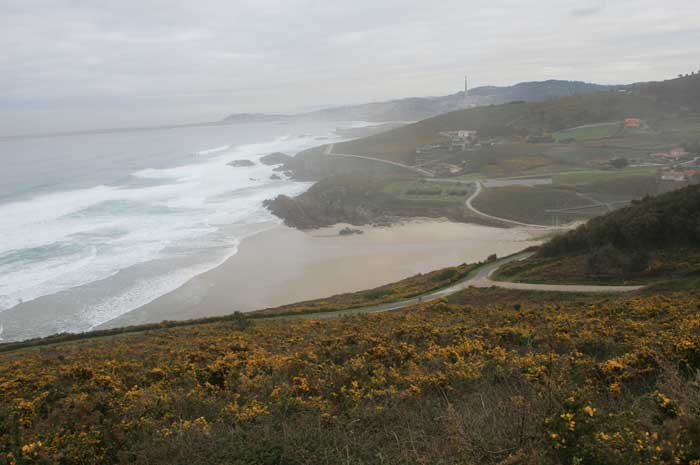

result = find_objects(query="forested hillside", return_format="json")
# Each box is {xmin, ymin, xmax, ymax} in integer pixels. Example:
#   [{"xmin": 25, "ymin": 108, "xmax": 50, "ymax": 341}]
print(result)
[
  {"xmin": 636, "ymin": 73, "xmax": 700, "ymax": 112},
  {"xmin": 498, "ymin": 185, "xmax": 700, "ymax": 284},
  {"xmin": 541, "ymin": 184, "xmax": 700, "ymax": 256}
]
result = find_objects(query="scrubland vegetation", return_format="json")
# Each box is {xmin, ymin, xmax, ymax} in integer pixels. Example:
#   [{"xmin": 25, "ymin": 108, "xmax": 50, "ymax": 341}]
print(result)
[
  {"xmin": 2, "ymin": 286, "xmax": 700, "ymax": 465},
  {"xmin": 498, "ymin": 185, "xmax": 700, "ymax": 283},
  {"xmin": 3, "ymin": 70, "xmax": 700, "ymax": 465}
]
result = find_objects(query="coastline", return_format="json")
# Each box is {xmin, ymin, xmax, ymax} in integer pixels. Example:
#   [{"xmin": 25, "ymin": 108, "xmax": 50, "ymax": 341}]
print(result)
[{"xmin": 99, "ymin": 219, "xmax": 545, "ymax": 329}]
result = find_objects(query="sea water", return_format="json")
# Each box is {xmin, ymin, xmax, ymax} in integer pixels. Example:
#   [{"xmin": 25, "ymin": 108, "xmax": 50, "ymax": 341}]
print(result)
[{"xmin": 0, "ymin": 120, "xmax": 368, "ymax": 342}]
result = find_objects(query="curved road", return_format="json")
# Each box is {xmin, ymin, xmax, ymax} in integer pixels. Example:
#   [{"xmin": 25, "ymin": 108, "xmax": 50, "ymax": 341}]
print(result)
[
  {"xmin": 281, "ymin": 252, "xmax": 644, "ymax": 320},
  {"xmin": 1, "ymin": 252, "xmax": 644, "ymax": 351},
  {"xmin": 324, "ymin": 144, "xmax": 570, "ymax": 229},
  {"xmin": 428, "ymin": 178, "xmax": 571, "ymax": 230},
  {"xmin": 464, "ymin": 181, "xmax": 556, "ymax": 229}
]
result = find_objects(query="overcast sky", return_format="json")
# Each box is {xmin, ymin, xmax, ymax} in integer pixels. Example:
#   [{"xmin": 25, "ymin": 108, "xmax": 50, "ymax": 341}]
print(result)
[{"xmin": 2, "ymin": 0, "xmax": 699, "ymax": 135}]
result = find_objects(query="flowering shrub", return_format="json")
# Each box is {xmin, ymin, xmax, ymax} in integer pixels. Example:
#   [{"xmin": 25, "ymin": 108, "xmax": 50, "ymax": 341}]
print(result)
[{"xmin": 1, "ymin": 289, "xmax": 700, "ymax": 464}]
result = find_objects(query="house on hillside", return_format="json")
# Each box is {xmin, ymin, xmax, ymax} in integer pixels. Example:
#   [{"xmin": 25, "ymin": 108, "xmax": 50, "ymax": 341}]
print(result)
[
  {"xmin": 661, "ymin": 170, "xmax": 685, "ymax": 182},
  {"xmin": 624, "ymin": 118, "xmax": 641, "ymax": 129},
  {"xmin": 651, "ymin": 148, "xmax": 688, "ymax": 162},
  {"xmin": 433, "ymin": 163, "xmax": 465, "ymax": 177},
  {"xmin": 660, "ymin": 169, "xmax": 691, "ymax": 182},
  {"xmin": 439, "ymin": 130, "xmax": 479, "ymax": 151},
  {"xmin": 670, "ymin": 147, "xmax": 688, "ymax": 158},
  {"xmin": 415, "ymin": 143, "xmax": 445, "ymax": 155}
]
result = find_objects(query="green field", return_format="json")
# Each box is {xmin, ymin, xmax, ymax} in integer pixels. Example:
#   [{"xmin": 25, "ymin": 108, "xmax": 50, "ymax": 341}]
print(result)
[
  {"xmin": 472, "ymin": 185, "xmax": 594, "ymax": 225},
  {"xmin": 553, "ymin": 122, "xmax": 623, "ymax": 141},
  {"xmin": 551, "ymin": 167, "xmax": 657, "ymax": 186},
  {"xmin": 383, "ymin": 179, "xmax": 473, "ymax": 203}
]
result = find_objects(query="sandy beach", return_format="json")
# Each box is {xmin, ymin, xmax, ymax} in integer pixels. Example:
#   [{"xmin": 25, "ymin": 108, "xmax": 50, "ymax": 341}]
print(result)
[{"xmin": 100, "ymin": 219, "xmax": 544, "ymax": 329}]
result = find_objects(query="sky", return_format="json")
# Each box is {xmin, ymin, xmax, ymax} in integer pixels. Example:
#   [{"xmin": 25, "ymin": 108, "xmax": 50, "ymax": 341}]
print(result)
[{"xmin": 1, "ymin": 0, "xmax": 699, "ymax": 135}]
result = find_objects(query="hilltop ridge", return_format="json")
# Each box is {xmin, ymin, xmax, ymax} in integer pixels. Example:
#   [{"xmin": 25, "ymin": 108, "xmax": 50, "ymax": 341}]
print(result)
[
  {"xmin": 224, "ymin": 79, "xmax": 623, "ymax": 124},
  {"xmin": 328, "ymin": 76, "xmax": 700, "ymax": 162}
]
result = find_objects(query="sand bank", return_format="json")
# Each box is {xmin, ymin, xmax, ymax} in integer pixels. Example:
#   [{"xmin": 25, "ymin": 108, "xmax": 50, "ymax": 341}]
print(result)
[{"xmin": 100, "ymin": 220, "xmax": 544, "ymax": 329}]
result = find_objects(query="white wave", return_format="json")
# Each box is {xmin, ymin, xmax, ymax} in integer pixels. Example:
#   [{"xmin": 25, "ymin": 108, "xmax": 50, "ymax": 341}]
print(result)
[
  {"xmin": 196, "ymin": 144, "xmax": 231, "ymax": 156},
  {"xmin": 82, "ymin": 244, "xmax": 241, "ymax": 330},
  {"xmin": 0, "ymin": 130, "xmax": 319, "ymax": 324}
]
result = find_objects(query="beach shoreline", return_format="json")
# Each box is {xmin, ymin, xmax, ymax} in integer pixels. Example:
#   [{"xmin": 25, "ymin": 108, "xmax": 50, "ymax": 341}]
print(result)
[{"xmin": 99, "ymin": 219, "xmax": 545, "ymax": 329}]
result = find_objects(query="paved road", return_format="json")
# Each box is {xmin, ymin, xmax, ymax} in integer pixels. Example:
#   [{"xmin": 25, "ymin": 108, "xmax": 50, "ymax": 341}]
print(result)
[
  {"xmin": 468, "ymin": 253, "xmax": 645, "ymax": 293},
  {"xmin": 427, "ymin": 178, "xmax": 571, "ymax": 230},
  {"xmin": 279, "ymin": 252, "xmax": 644, "ymax": 320},
  {"xmin": 324, "ymin": 144, "xmax": 435, "ymax": 177},
  {"xmin": 2, "ymin": 252, "xmax": 645, "ymax": 351}
]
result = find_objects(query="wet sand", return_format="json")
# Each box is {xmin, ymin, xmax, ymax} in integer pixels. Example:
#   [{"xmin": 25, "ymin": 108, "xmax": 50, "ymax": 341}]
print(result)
[{"xmin": 101, "ymin": 220, "xmax": 543, "ymax": 329}]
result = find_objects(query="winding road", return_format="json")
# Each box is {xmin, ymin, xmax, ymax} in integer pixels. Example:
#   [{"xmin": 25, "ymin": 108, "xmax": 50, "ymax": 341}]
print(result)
[
  {"xmin": 1, "ymin": 252, "xmax": 645, "ymax": 351},
  {"xmin": 281, "ymin": 252, "xmax": 644, "ymax": 320},
  {"xmin": 464, "ymin": 181, "xmax": 557, "ymax": 229},
  {"xmin": 429, "ymin": 178, "xmax": 569, "ymax": 230},
  {"xmin": 325, "ymin": 144, "xmax": 570, "ymax": 229}
]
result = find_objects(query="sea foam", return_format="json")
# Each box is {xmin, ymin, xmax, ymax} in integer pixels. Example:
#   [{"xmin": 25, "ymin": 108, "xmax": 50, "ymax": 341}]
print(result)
[{"xmin": 0, "ymin": 130, "xmax": 324, "ymax": 339}]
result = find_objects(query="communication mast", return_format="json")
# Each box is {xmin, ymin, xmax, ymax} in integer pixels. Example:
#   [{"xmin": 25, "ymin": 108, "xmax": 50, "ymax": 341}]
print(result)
[{"xmin": 464, "ymin": 75, "xmax": 469, "ymax": 106}]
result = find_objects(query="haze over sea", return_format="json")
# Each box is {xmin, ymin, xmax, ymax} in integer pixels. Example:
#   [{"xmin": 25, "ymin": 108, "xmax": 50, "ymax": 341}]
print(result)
[{"xmin": 0, "ymin": 120, "xmax": 364, "ymax": 342}]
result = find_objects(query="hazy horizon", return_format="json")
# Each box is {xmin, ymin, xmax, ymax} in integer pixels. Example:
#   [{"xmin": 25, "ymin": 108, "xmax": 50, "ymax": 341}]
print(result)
[{"xmin": 2, "ymin": 0, "xmax": 699, "ymax": 136}]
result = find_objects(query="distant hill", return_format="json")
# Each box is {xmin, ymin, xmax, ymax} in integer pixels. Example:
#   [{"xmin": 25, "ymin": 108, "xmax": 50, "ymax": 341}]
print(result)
[
  {"xmin": 223, "ymin": 80, "xmax": 623, "ymax": 124},
  {"xmin": 634, "ymin": 73, "xmax": 700, "ymax": 112},
  {"xmin": 466, "ymin": 80, "xmax": 621, "ymax": 105},
  {"xmin": 324, "ymin": 75, "xmax": 700, "ymax": 163}
]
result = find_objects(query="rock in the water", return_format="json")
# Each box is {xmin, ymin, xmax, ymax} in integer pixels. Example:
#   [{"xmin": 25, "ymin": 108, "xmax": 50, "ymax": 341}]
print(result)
[
  {"xmin": 260, "ymin": 152, "xmax": 293, "ymax": 166},
  {"xmin": 270, "ymin": 174, "xmax": 282, "ymax": 180},
  {"xmin": 339, "ymin": 227, "xmax": 364, "ymax": 236},
  {"xmin": 228, "ymin": 159, "xmax": 255, "ymax": 167}
]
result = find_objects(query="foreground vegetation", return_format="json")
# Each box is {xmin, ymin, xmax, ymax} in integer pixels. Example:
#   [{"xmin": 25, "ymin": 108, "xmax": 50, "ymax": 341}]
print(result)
[
  {"xmin": 0, "ymin": 261, "xmax": 484, "ymax": 354},
  {"xmin": 2, "ymin": 286, "xmax": 700, "ymax": 465}
]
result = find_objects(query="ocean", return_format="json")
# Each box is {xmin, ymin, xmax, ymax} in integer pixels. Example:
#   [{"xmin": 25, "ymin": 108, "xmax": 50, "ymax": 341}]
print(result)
[{"xmin": 0, "ymin": 120, "xmax": 363, "ymax": 342}]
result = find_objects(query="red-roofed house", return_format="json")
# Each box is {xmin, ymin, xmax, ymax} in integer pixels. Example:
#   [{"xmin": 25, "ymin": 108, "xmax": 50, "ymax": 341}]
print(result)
[
  {"xmin": 670, "ymin": 147, "xmax": 688, "ymax": 158},
  {"xmin": 624, "ymin": 118, "xmax": 641, "ymax": 128}
]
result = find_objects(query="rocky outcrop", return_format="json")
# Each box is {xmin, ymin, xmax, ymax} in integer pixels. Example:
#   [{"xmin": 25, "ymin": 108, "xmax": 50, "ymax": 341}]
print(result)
[
  {"xmin": 260, "ymin": 152, "xmax": 293, "ymax": 166},
  {"xmin": 339, "ymin": 227, "xmax": 364, "ymax": 236},
  {"xmin": 228, "ymin": 159, "xmax": 255, "ymax": 167},
  {"xmin": 264, "ymin": 174, "xmax": 487, "ymax": 230}
]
